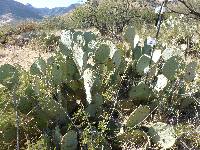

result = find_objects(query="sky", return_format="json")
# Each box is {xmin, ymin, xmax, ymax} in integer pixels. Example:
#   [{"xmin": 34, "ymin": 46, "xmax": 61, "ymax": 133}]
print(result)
[{"xmin": 14, "ymin": 0, "xmax": 86, "ymax": 8}]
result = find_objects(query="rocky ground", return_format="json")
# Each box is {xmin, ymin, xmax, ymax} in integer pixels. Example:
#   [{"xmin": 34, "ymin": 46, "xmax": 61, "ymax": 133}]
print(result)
[{"xmin": 0, "ymin": 44, "xmax": 52, "ymax": 70}]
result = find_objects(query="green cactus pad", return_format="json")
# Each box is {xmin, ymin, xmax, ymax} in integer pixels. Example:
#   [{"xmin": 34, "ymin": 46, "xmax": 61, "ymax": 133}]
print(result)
[
  {"xmin": 25, "ymin": 84, "xmax": 37, "ymax": 98},
  {"xmin": 95, "ymin": 44, "xmax": 110, "ymax": 64},
  {"xmin": 85, "ymin": 103, "xmax": 97, "ymax": 117},
  {"xmin": 54, "ymin": 126, "xmax": 62, "ymax": 145},
  {"xmin": 74, "ymin": 32, "xmax": 86, "ymax": 48},
  {"xmin": 51, "ymin": 63, "xmax": 63, "ymax": 85},
  {"xmin": 112, "ymin": 50, "xmax": 122, "ymax": 68},
  {"xmin": 132, "ymin": 45, "xmax": 142, "ymax": 60},
  {"xmin": 123, "ymin": 26, "xmax": 135, "ymax": 44},
  {"xmin": 142, "ymin": 39, "xmax": 152, "ymax": 56},
  {"xmin": 83, "ymin": 31, "xmax": 96, "ymax": 44},
  {"xmin": 47, "ymin": 56, "xmax": 55, "ymax": 66},
  {"xmin": 184, "ymin": 61, "xmax": 197, "ymax": 82},
  {"xmin": 61, "ymin": 130, "xmax": 78, "ymax": 150},
  {"xmin": 0, "ymin": 64, "xmax": 19, "ymax": 89},
  {"xmin": 148, "ymin": 122, "xmax": 176, "ymax": 149},
  {"xmin": 85, "ymin": 94, "xmax": 104, "ymax": 117},
  {"xmin": 30, "ymin": 58, "xmax": 46, "ymax": 76},
  {"xmin": 18, "ymin": 96, "xmax": 35, "ymax": 114},
  {"xmin": 35, "ymin": 97, "xmax": 67, "ymax": 126},
  {"xmin": 162, "ymin": 56, "xmax": 184, "ymax": 80},
  {"xmin": 73, "ymin": 31, "xmax": 83, "ymax": 43},
  {"xmin": 136, "ymin": 54, "xmax": 152, "ymax": 76},
  {"xmin": 65, "ymin": 58, "xmax": 79, "ymax": 79},
  {"xmin": 129, "ymin": 82, "xmax": 152, "ymax": 103},
  {"xmin": 0, "ymin": 114, "xmax": 18, "ymax": 146},
  {"xmin": 126, "ymin": 105, "xmax": 150, "ymax": 127}
]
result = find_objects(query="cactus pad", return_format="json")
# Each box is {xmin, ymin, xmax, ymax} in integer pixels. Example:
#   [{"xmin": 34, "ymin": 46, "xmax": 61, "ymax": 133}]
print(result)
[
  {"xmin": 136, "ymin": 54, "xmax": 152, "ymax": 75},
  {"xmin": 83, "ymin": 68, "xmax": 95, "ymax": 104},
  {"xmin": 95, "ymin": 44, "xmax": 110, "ymax": 64},
  {"xmin": 61, "ymin": 130, "xmax": 78, "ymax": 150},
  {"xmin": 162, "ymin": 48, "xmax": 174, "ymax": 61},
  {"xmin": 126, "ymin": 105, "xmax": 150, "ymax": 127},
  {"xmin": 123, "ymin": 26, "xmax": 135, "ymax": 44},
  {"xmin": 132, "ymin": 45, "xmax": 142, "ymax": 60},
  {"xmin": 30, "ymin": 58, "xmax": 46, "ymax": 76},
  {"xmin": 0, "ymin": 64, "xmax": 19, "ymax": 89},
  {"xmin": 129, "ymin": 82, "xmax": 152, "ymax": 103},
  {"xmin": 142, "ymin": 39, "xmax": 152, "ymax": 55},
  {"xmin": 148, "ymin": 122, "xmax": 176, "ymax": 149},
  {"xmin": 162, "ymin": 56, "xmax": 184, "ymax": 80},
  {"xmin": 184, "ymin": 61, "xmax": 197, "ymax": 82},
  {"xmin": 60, "ymin": 30, "xmax": 74, "ymax": 49}
]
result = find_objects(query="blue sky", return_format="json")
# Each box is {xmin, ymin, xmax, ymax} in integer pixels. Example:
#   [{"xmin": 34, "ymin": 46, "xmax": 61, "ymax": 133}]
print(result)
[{"xmin": 14, "ymin": 0, "xmax": 86, "ymax": 8}]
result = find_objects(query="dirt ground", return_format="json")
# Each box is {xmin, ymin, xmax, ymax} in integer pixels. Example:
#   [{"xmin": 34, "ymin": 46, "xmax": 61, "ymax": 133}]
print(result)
[{"xmin": 0, "ymin": 44, "xmax": 52, "ymax": 70}]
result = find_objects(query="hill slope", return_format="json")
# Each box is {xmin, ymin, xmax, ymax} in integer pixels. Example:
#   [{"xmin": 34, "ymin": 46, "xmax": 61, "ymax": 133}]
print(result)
[{"xmin": 0, "ymin": 0, "xmax": 80, "ymax": 25}]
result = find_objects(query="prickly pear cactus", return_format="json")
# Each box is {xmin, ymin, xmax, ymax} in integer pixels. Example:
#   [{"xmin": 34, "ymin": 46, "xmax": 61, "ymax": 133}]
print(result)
[
  {"xmin": 61, "ymin": 130, "xmax": 78, "ymax": 150},
  {"xmin": 136, "ymin": 54, "xmax": 152, "ymax": 76},
  {"xmin": 95, "ymin": 44, "xmax": 110, "ymax": 64},
  {"xmin": 162, "ymin": 56, "xmax": 185, "ymax": 80},
  {"xmin": 73, "ymin": 31, "xmax": 84, "ymax": 45},
  {"xmin": 83, "ymin": 68, "xmax": 95, "ymax": 104},
  {"xmin": 60, "ymin": 30, "xmax": 74, "ymax": 49},
  {"xmin": 162, "ymin": 48, "xmax": 174, "ymax": 61},
  {"xmin": 38, "ymin": 96, "xmax": 67, "ymax": 120},
  {"xmin": 83, "ymin": 31, "xmax": 96, "ymax": 47},
  {"xmin": 107, "ymin": 40, "xmax": 122, "ymax": 69},
  {"xmin": 18, "ymin": 96, "xmax": 35, "ymax": 114},
  {"xmin": 154, "ymin": 74, "xmax": 168, "ymax": 92},
  {"xmin": 125, "ymin": 105, "xmax": 150, "ymax": 127},
  {"xmin": 142, "ymin": 39, "xmax": 152, "ymax": 55},
  {"xmin": 129, "ymin": 82, "xmax": 152, "ymax": 103},
  {"xmin": 148, "ymin": 122, "xmax": 176, "ymax": 149},
  {"xmin": 123, "ymin": 26, "xmax": 135, "ymax": 46},
  {"xmin": 30, "ymin": 57, "xmax": 46, "ymax": 76},
  {"xmin": 132, "ymin": 45, "xmax": 142, "ymax": 60},
  {"xmin": 72, "ymin": 36, "xmax": 87, "ymax": 74},
  {"xmin": 0, "ymin": 114, "xmax": 17, "ymax": 147},
  {"xmin": 0, "ymin": 64, "xmax": 19, "ymax": 89},
  {"xmin": 184, "ymin": 61, "xmax": 197, "ymax": 82},
  {"xmin": 85, "ymin": 93, "xmax": 104, "ymax": 117},
  {"xmin": 54, "ymin": 126, "xmax": 62, "ymax": 146},
  {"xmin": 50, "ymin": 63, "xmax": 63, "ymax": 86}
]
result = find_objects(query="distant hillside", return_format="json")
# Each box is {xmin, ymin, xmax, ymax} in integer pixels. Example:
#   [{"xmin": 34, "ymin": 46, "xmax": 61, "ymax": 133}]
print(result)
[
  {"xmin": 0, "ymin": 0, "xmax": 42, "ymax": 20},
  {"xmin": 0, "ymin": 0, "xmax": 80, "ymax": 25},
  {"xmin": 36, "ymin": 4, "xmax": 81, "ymax": 17}
]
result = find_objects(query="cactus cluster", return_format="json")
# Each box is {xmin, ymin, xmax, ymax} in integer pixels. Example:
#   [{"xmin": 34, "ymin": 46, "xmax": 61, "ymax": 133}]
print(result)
[{"xmin": 0, "ymin": 25, "xmax": 199, "ymax": 149}]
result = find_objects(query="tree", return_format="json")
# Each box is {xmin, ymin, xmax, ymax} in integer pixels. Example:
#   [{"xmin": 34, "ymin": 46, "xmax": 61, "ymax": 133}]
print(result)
[
  {"xmin": 167, "ymin": 0, "xmax": 200, "ymax": 19},
  {"xmin": 71, "ymin": 0, "xmax": 156, "ymax": 36}
]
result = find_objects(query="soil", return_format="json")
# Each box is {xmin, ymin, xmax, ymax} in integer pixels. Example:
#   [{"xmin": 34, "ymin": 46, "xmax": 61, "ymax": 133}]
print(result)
[{"xmin": 0, "ymin": 44, "xmax": 52, "ymax": 70}]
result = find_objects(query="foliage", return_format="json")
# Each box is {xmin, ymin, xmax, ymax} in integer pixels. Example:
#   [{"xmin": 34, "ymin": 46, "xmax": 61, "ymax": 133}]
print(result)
[
  {"xmin": 0, "ymin": 0, "xmax": 200, "ymax": 149},
  {"xmin": 71, "ymin": 0, "xmax": 157, "ymax": 35}
]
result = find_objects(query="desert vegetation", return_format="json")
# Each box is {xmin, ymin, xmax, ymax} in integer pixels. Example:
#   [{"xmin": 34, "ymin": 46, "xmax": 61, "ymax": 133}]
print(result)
[{"xmin": 0, "ymin": 0, "xmax": 199, "ymax": 149}]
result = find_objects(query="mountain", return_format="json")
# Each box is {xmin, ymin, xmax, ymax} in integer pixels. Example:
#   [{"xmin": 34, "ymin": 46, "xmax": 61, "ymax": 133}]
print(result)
[
  {"xmin": 35, "ymin": 4, "xmax": 81, "ymax": 17},
  {"xmin": 0, "ymin": 0, "xmax": 80, "ymax": 25},
  {"xmin": 0, "ymin": 0, "xmax": 42, "ymax": 20}
]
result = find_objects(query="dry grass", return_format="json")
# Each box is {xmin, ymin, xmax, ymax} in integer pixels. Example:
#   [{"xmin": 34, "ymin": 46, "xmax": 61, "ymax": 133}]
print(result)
[{"xmin": 0, "ymin": 42, "xmax": 53, "ymax": 70}]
